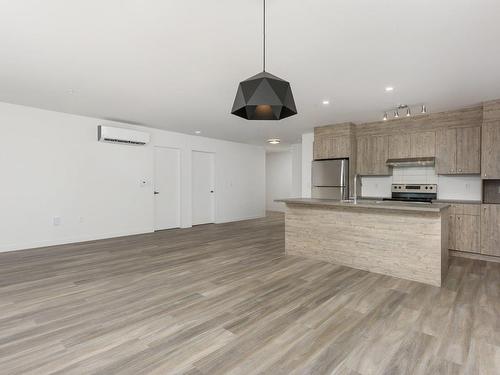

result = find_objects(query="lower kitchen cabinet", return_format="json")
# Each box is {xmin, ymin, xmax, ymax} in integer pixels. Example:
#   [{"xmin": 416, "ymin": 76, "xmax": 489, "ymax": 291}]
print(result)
[
  {"xmin": 448, "ymin": 204, "xmax": 481, "ymax": 254},
  {"xmin": 481, "ymin": 204, "xmax": 500, "ymax": 256},
  {"xmin": 455, "ymin": 214, "xmax": 480, "ymax": 252}
]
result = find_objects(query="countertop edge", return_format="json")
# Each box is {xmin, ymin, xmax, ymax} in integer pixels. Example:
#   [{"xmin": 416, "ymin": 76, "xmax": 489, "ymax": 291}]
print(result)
[{"xmin": 276, "ymin": 198, "xmax": 450, "ymax": 213}]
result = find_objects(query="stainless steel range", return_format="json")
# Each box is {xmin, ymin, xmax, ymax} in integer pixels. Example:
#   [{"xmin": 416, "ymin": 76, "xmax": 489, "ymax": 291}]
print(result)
[{"xmin": 383, "ymin": 184, "xmax": 437, "ymax": 203}]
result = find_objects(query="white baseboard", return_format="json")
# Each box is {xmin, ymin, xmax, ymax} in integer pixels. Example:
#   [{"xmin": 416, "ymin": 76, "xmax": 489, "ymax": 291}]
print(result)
[
  {"xmin": 0, "ymin": 227, "xmax": 155, "ymax": 254},
  {"xmin": 215, "ymin": 213, "xmax": 266, "ymax": 224}
]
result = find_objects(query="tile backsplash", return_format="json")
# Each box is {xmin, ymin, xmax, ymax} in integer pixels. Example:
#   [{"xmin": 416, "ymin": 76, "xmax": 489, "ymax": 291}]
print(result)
[{"xmin": 361, "ymin": 166, "xmax": 482, "ymax": 201}]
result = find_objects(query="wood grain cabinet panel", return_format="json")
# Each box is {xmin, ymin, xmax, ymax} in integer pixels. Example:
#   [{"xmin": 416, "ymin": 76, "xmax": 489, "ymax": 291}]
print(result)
[
  {"xmin": 482, "ymin": 121, "xmax": 500, "ymax": 179},
  {"xmin": 481, "ymin": 204, "xmax": 500, "ymax": 256},
  {"xmin": 357, "ymin": 135, "xmax": 389, "ymax": 175},
  {"xmin": 410, "ymin": 131, "xmax": 436, "ymax": 158},
  {"xmin": 388, "ymin": 134, "xmax": 411, "ymax": 159},
  {"xmin": 329, "ymin": 136, "xmax": 351, "ymax": 158},
  {"xmin": 455, "ymin": 214, "xmax": 480, "ymax": 253},
  {"xmin": 456, "ymin": 127, "xmax": 481, "ymax": 174},
  {"xmin": 313, "ymin": 138, "xmax": 328, "ymax": 160},
  {"xmin": 373, "ymin": 135, "xmax": 390, "ymax": 175},
  {"xmin": 436, "ymin": 127, "xmax": 480, "ymax": 175},
  {"xmin": 448, "ymin": 214, "xmax": 456, "ymax": 250},
  {"xmin": 356, "ymin": 136, "xmax": 370, "ymax": 175},
  {"xmin": 436, "ymin": 129, "xmax": 457, "ymax": 174},
  {"xmin": 314, "ymin": 136, "xmax": 351, "ymax": 160},
  {"xmin": 448, "ymin": 204, "xmax": 481, "ymax": 254}
]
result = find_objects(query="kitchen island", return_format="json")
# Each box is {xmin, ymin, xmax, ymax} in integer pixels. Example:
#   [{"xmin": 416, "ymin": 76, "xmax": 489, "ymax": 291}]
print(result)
[{"xmin": 277, "ymin": 198, "xmax": 450, "ymax": 287}]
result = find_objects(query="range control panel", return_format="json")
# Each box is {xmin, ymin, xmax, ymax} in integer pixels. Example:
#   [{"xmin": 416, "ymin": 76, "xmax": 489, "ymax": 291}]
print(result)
[{"xmin": 391, "ymin": 184, "xmax": 437, "ymax": 193}]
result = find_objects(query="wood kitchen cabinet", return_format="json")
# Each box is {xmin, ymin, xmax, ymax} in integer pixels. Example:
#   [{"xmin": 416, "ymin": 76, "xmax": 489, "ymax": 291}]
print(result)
[
  {"xmin": 314, "ymin": 136, "xmax": 351, "ymax": 160},
  {"xmin": 457, "ymin": 127, "xmax": 481, "ymax": 174},
  {"xmin": 357, "ymin": 135, "xmax": 389, "ymax": 175},
  {"xmin": 410, "ymin": 131, "xmax": 436, "ymax": 158},
  {"xmin": 388, "ymin": 132, "xmax": 435, "ymax": 159},
  {"xmin": 481, "ymin": 204, "xmax": 500, "ymax": 256},
  {"xmin": 448, "ymin": 204, "xmax": 481, "ymax": 254},
  {"xmin": 481, "ymin": 121, "xmax": 500, "ymax": 179},
  {"xmin": 436, "ymin": 129, "xmax": 456, "ymax": 174},
  {"xmin": 388, "ymin": 134, "xmax": 411, "ymax": 159},
  {"xmin": 455, "ymin": 214, "xmax": 480, "ymax": 253},
  {"xmin": 436, "ymin": 127, "xmax": 481, "ymax": 175}
]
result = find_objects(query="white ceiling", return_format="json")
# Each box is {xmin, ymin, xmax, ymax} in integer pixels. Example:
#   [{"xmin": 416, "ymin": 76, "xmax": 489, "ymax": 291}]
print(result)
[{"xmin": 1, "ymin": 0, "xmax": 500, "ymax": 147}]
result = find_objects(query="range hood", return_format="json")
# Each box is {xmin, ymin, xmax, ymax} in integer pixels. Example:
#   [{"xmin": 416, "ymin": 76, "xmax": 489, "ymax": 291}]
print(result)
[{"xmin": 386, "ymin": 157, "xmax": 435, "ymax": 168}]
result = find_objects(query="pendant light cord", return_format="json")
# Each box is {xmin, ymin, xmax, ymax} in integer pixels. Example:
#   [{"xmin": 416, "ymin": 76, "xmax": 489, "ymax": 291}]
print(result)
[{"xmin": 263, "ymin": 0, "xmax": 266, "ymax": 72}]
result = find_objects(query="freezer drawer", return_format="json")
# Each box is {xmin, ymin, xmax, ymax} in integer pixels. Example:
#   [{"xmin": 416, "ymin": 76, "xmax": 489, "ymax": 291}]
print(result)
[{"xmin": 311, "ymin": 187, "xmax": 348, "ymax": 200}]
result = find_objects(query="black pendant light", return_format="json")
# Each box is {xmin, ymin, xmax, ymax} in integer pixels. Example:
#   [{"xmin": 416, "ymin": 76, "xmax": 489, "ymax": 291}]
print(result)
[{"xmin": 231, "ymin": 0, "xmax": 297, "ymax": 120}]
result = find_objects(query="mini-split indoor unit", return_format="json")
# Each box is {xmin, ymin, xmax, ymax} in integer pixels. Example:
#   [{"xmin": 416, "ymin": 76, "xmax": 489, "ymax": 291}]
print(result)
[{"xmin": 97, "ymin": 125, "xmax": 150, "ymax": 145}]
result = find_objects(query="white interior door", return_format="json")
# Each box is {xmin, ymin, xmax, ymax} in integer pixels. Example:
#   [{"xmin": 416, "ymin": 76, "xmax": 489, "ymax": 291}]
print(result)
[
  {"xmin": 154, "ymin": 147, "xmax": 181, "ymax": 230},
  {"xmin": 192, "ymin": 151, "xmax": 215, "ymax": 225}
]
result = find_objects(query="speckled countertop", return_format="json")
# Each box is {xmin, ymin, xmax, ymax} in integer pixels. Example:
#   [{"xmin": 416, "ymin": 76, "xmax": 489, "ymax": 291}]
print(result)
[{"xmin": 276, "ymin": 198, "xmax": 450, "ymax": 213}]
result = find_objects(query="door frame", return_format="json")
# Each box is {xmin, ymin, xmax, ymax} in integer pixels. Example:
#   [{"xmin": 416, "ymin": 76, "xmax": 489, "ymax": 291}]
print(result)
[
  {"xmin": 191, "ymin": 150, "xmax": 216, "ymax": 225},
  {"xmin": 154, "ymin": 146, "xmax": 182, "ymax": 231}
]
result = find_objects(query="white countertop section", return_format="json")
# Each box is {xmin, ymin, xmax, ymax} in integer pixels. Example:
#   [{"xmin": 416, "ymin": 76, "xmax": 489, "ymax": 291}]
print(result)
[{"xmin": 276, "ymin": 198, "xmax": 450, "ymax": 213}]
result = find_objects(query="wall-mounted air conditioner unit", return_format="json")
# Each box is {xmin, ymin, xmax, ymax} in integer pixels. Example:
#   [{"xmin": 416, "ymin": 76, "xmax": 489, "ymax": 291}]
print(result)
[{"xmin": 97, "ymin": 125, "xmax": 150, "ymax": 145}]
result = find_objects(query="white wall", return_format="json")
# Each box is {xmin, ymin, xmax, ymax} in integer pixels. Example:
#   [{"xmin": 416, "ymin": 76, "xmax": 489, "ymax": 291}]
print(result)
[
  {"xmin": 361, "ymin": 166, "xmax": 482, "ymax": 200},
  {"xmin": 301, "ymin": 132, "xmax": 314, "ymax": 198},
  {"xmin": 0, "ymin": 102, "xmax": 265, "ymax": 252},
  {"xmin": 266, "ymin": 152, "xmax": 292, "ymax": 212}
]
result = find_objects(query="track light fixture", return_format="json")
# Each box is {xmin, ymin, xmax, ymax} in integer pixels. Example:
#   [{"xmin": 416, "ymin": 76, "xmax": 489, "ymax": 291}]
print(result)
[{"xmin": 383, "ymin": 104, "xmax": 427, "ymax": 121}]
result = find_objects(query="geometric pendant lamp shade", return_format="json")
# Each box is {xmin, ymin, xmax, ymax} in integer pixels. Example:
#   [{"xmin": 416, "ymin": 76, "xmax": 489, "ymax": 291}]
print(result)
[{"xmin": 231, "ymin": 71, "xmax": 297, "ymax": 120}]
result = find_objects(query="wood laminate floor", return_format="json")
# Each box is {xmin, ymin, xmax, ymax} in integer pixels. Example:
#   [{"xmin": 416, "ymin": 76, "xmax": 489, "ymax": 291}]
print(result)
[{"xmin": 0, "ymin": 212, "xmax": 499, "ymax": 374}]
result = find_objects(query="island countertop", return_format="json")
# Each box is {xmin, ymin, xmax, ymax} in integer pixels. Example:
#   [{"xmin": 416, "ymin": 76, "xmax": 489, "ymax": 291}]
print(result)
[{"xmin": 276, "ymin": 198, "xmax": 450, "ymax": 213}]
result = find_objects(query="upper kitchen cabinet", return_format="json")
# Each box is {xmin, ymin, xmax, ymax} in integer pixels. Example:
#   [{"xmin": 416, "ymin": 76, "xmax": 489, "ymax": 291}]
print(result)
[
  {"xmin": 436, "ymin": 126, "xmax": 481, "ymax": 175},
  {"xmin": 436, "ymin": 129, "xmax": 456, "ymax": 174},
  {"xmin": 313, "ymin": 136, "xmax": 351, "ymax": 160},
  {"xmin": 388, "ymin": 134, "xmax": 411, "ymax": 159},
  {"xmin": 357, "ymin": 135, "xmax": 390, "ymax": 175},
  {"xmin": 410, "ymin": 131, "xmax": 436, "ymax": 158},
  {"xmin": 388, "ymin": 131, "xmax": 435, "ymax": 160},
  {"xmin": 313, "ymin": 123, "xmax": 355, "ymax": 160},
  {"xmin": 481, "ymin": 121, "xmax": 500, "ymax": 179}
]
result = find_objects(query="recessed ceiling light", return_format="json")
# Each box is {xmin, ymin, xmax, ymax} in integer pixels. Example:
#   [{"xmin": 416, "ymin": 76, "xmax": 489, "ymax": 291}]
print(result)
[
  {"xmin": 322, "ymin": 100, "xmax": 330, "ymax": 105},
  {"xmin": 385, "ymin": 87, "xmax": 394, "ymax": 92},
  {"xmin": 267, "ymin": 138, "xmax": 280, "ymax": 144},
  {"xmin": 195, "ymin": 130, "xmax": 201, "ymax": 134}
]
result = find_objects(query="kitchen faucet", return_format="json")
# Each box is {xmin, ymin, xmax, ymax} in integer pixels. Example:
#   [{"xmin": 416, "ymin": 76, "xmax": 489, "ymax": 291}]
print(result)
[{"xmin": 352, "ymin": 174, "xmax": 359, "ymax": 204}]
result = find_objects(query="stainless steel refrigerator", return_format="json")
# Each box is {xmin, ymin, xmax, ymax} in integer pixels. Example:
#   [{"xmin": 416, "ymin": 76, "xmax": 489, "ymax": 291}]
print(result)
[{"xmin": 311, "ymin": 158, "xmax": 349, "ymax": 200}]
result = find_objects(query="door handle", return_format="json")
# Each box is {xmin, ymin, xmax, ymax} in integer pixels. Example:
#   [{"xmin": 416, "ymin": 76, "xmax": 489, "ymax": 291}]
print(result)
[
  {"xmin": 154, "ymin": 191, "xmax": 160, "ymax": 195},
  {"xmin": 210, "ymin": 190, "xmax": 214, "ymax": 193}
]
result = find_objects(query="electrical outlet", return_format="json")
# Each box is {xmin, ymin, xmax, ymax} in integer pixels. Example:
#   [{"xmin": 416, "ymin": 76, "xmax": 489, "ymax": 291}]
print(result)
[
  {"xmin": 79, "ymin": 217, "xmax": 84, "ymax": 223},
  {"xmin": 53, "ymin": 217, "xmax": 61, "ymax": 226}
]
